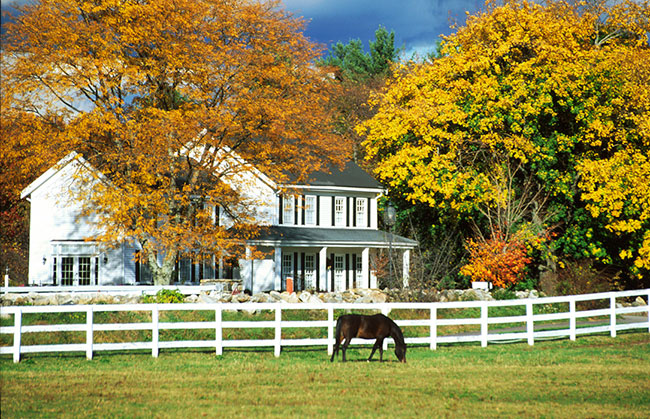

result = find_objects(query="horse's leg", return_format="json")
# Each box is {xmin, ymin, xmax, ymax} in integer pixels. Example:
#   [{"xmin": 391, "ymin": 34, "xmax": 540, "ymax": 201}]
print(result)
[
  {"xmin": 341, "ymin": 337, "xmax": 352, "ymax": 362},
  {"xmin": 377, "ymin": 338, "xmax": 385, "ymax": 362},
  {"xmin": 368, "ymin": 339, "xmax": 381, "ymax": 362},
  {"xmin": 330, "ymin": 337, "xmax": 339, "ymax": 362}
]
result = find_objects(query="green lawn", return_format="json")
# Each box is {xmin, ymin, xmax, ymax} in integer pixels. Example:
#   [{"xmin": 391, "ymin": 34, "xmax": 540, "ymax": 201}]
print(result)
[{"xmin": 1, "ymin": 331, "xmax": 648, "ymax": 418}]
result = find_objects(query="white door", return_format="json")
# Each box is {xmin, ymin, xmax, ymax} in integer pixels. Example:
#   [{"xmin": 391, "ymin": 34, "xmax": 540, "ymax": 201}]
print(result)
[
  {"xmin": 334, "ymin": 255, "xmax": 345, "ymax": 291},
  {"xmin": 304, "ymin": 254, "xmax": 316, "ymax": 290}
]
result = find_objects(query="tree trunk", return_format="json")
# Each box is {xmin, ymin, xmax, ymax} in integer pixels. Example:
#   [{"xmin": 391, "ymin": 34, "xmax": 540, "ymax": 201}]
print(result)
[{"xmin": 147, "ymin": 250, "xmax": 177, "ymax": 285}]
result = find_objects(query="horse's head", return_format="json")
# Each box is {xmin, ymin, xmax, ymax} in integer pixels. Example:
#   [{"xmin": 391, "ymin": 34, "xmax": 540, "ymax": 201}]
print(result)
[{"xmin": 395, "ymin": 344, "xmax": 407, "ymax": 363}]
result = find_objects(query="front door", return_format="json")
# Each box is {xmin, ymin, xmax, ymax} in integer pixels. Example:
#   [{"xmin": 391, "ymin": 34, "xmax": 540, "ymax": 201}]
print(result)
[{"xmin": 333, "ymin": 254, "xmax": 345, "ymax": 291}]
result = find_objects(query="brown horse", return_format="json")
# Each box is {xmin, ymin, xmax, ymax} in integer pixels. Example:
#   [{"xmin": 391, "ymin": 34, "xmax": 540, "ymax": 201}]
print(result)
[{"xmin": 330, "ymin": 314, "xmax": 406, "ymax": 363}]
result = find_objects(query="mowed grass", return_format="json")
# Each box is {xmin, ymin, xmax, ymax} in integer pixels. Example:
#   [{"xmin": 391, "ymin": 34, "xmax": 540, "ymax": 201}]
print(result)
[{"xmin": 1, "ymin": 331, "xmax": 648, "ymax": 418}]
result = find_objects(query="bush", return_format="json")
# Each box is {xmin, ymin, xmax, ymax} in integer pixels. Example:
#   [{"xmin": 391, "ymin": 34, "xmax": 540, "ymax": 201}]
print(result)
[{"xmin": 142, "ymin": 289, "xmax": 185, "ymax": 304}]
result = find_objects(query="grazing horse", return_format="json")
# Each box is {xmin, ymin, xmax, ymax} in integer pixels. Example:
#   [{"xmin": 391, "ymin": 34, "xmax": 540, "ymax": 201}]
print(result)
[{"xmin": 330, "ymin": 314, "xmax": 406, "ymax": 363}]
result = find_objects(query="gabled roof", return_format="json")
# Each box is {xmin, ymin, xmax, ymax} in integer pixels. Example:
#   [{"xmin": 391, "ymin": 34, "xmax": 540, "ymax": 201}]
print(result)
[
  {"xmin": 20, "ymin": 152, "xmax": 96, "ymax": 199},
  {"xmin": 301, "ymin": 161, "xmax": 382, "ymax": 189}
]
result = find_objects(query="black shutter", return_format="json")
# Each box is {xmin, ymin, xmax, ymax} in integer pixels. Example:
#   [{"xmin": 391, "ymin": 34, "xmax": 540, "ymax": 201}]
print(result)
[
  {"xmin": 345, "ymin": 254, "xmax": 350, "ymax": 289},
  {"xmin": 346, "ymin": 197, "xmax": 350, "ymax": 227},
  {"xmin": 279, "ymin": 195, "xmax": 283, "ymax": 224},
  {"xmin": 367, "ymin": 198, "xmax": 371, "ymax": 227},
  {"xmin": 353, "ymin": 198, "xmax": 357, "ymax": 227},
  {"xmin": 301, "ymin": 195, "xmax": 306, "ymax": 225},
  {"xmin": 331, "ymin": 196, "xmax": 335, "ymax": 226},
  {"xmin": 330, "ymin": 253, "xmax": 335, "ymax": 290},
  {"xmin": 352, "ymin": 254, "xmax": 357, "ymax": 288},
  {"xmin": 316, "ymin": 255, "xmax": 320, "ymax": 291},
  {"xmin": 316, "ymin": 196, "xmax": 320, "ymax": 226},
  {"xmin": 294, "ymin": 196, "xmax": 298, "ymax": 225},
  {"xmin": 301, "ymin": 252, "xmax": 305, "ymax": 290},
  {"xmin": 293, "ymin": 252, "xmax": 298, "ymax": 290}
]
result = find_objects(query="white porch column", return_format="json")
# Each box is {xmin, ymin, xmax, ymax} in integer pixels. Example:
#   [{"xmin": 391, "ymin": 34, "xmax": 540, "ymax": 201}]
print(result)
[
  {"xmin": 274, "ymin": 247, "xmax": 282, "ymax": 291},
  {"xmin": 362, "ymin": 248, "xmax": 370, "ymax": 289},
  {"xmin": 319, "ymin": 247, "xmax": 328, "ymax": 292},
  {"xmin": 402, "ymin": 249, "xmax": 410, "ymax": 288}
]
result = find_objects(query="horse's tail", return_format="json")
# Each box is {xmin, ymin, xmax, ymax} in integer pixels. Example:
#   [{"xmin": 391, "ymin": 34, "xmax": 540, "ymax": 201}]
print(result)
[{"xmin": 330, "ymin": 316, "xmax": 343, "ymax": 362}]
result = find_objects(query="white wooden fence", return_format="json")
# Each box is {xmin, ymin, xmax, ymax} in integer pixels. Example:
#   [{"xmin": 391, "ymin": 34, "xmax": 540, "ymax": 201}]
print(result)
[{"xmin": 1, "ymin": 289, "xmax": 648, "ymax": 363}]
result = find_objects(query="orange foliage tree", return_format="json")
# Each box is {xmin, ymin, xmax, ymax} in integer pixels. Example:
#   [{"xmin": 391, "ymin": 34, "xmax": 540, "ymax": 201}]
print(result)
[
  {"xmin": 460, "ymin": 232, "xmax": 533, "ymax": 289},
  {"xmin": 2, "ymin": 0, "xmax": 349, "ymax": 284}
]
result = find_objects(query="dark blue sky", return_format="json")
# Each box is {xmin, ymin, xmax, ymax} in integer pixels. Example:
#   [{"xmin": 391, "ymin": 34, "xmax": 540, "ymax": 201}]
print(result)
[{"xmin": 282, "ymin": 0, "xmax": 485, "ymax": 57}]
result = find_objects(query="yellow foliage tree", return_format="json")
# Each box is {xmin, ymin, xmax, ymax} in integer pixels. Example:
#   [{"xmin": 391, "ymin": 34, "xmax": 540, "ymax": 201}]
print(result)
[
  {"xmin": 359, "ymin": 0, "xmax": 650, "ymax": 284},
  {"xmin": 3, "ymin": 0, "xmax": 349, "ymax": 284}
]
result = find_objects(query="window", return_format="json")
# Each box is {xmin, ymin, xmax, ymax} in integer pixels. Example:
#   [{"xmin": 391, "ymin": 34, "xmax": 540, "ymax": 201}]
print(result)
[
  {"xmin": 282, "ymin": 253, "xmax": 293, "ymax": 290},
  {"xmin": 333, "ymin": 255, "xmax": 345, "ymax": 291},
  {"xmin": 283, "ymin": 195, "xmax": 294, "ymax": 225},
  {"xmin": 78, "ymin": 257, "xmax": 91, "ymax": 285},
  {"xmin": 61, "ymin": 257, "xmax": 74, "ymax": 286},
  {"xmin": 334, "ymin": 197, "xmax": 345, "ymax": 226},
  {"xmin": 304, "ymin": 196, "xmax": 316, "ymax": 225},
  {"xmin": 356, "ymin": 199, "xmax": 366, "ymax": 227},
  {"xmin": 304, "ymin": 254, "xmax": 316, "ymax": 290},
  {"xmin": 355, "ymin": 255, "xmax": 363, "ymax": 288}
]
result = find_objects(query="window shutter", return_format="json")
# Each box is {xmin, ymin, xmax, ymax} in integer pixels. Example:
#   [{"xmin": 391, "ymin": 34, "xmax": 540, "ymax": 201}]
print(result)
[
  {"xmin": 331, "ymin": 196, "xmax": 335, "ymax": 226},
  {"xmin": 346, "ymin": 197, "xmax": 350, "ymax": 227},
  {"xmin": 367, "ymin": 198, "xmax": 371, "ymax": 227},
  {"xmin": 301, "ymin": 195, "xmax": 306, "ymax": 225},
  {"xmin": 353, "ymin": 198, "xmax": 357, "ymax": 227},
  {"xmin": 294, "ymin": 196, "xmax": 298, "ymax": 225},
  {"xmin": 345, "ymin": 254, "xmax": 350, "ymax": 289},
  {"xmin": 316, "ymin": 196, "xmax": 320, "ymax": 226},
  {"xmin": 279, "ymin": 195, "xmax": 283, "ymax": 224}
]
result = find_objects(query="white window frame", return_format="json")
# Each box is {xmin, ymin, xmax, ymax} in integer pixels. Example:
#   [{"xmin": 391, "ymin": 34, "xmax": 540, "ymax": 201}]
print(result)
[
  {"xmin": 283, "ymin": 195, "xmax": 295, "ymax": 225},
  {"xmin": 304, "ymin": 195, "xmax": 316, "ymax": 225},
  {"xmin": 334, "ymin": 197, "xmax": 345, "ymax": 227},
  {"xmin": 355, "ymin": 255, "xmax": 363, "ymax": 288},
  {"xmin": 355, "ymin": 199, "xmax": 366, "ymax": 227},
  {"xmin": 304, "ymin": 254, "xmax": 316, "ymax": 290},
  {"xmin": 334, "ymin": 254, "xmax": 345, "ymax": 291},
  {"xmin": 282, "ymin": 253, "xmax": 293, "ymax": 290}
]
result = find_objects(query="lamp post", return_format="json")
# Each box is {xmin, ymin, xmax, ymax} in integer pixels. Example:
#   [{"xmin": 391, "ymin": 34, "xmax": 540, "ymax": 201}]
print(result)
[{"xmin": 383, "ymin": 201, "xmax": 396, "ymax": 286}]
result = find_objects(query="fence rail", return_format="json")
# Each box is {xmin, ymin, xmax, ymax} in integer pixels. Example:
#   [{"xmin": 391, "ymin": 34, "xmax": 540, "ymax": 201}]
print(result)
[{"xmin": 1, "ymin": 289, "xmax": 648, "ymax": 363}]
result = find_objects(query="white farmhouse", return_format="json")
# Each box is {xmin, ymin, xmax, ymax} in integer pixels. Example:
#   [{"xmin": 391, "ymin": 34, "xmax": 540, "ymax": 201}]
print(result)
[{"xmin": 21, "ymin": 152, "xmax": 417, "ymax": 292}]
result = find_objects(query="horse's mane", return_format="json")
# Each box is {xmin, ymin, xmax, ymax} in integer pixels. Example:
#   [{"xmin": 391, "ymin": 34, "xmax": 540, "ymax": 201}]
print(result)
[{"xmin": 388, "ymin": 317, "xmax": 406, "ymax": 347}]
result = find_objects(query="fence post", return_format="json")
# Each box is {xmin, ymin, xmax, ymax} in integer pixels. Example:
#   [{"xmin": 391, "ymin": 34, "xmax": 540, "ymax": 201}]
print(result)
[
  {"xmin": 647, "ymin": 290, "xmax": 650, "ymax": 334},
  {"xmin": 86, "ymin": 307, "xmax": 94, "ymax": 360},
  {"xmin": 526, "ymin": 301, "xmax": 534, "ymax": 346},
  {"xmin": 215, "ymin": 305, "xmax": 223, "ymax": 356},
  {"xmin": 274, "ymin": 306, "xmax": 282, "ymax": 357},
  {"xmin": 152, "ymin": 305, "xmax": 159, "ymax": 358},
  {"xmin": 327, "ymin": 305, "xmax": 334, "ymax": 355},
  {"xmin": 481, "ymin": 302, "xmax": 488, "ymax": 347},
  {"xmin": 610, "ymin": 295, "xmax": 617, "ymax": 338},
  {"xmin": 430, "ymin": 305, "xmax": 437, "ymax": 351},
  {"xmin": 569, "ymin": 298, "xmax": 576, "ymax": 341},
  {"xmin": 13, "ymin": 309, "xmax": 22, "ymax": 363}
]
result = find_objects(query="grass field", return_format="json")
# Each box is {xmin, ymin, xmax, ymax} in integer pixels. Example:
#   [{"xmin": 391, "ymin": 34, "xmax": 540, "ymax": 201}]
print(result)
[{"xmin": 1, "ymin": 331, "xmax": 648, "ymax": 418}]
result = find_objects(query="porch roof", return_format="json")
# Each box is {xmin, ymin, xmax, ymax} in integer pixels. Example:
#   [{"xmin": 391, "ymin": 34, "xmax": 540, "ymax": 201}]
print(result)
[{"xmin": 249, "ymin": 226, "xmax": 417, "ymax": 249}]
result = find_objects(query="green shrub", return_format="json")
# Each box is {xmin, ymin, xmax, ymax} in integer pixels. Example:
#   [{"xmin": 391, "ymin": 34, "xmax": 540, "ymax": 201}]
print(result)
[
  {"xmin": 492, "ymin": 288, "xmax": 518, "ymax": 300},
  {"xmin": 142, "ymin": 289, "xmax": 185, "ymax": 304}
]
